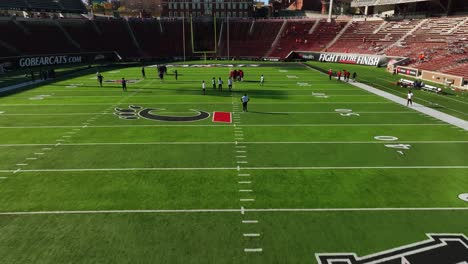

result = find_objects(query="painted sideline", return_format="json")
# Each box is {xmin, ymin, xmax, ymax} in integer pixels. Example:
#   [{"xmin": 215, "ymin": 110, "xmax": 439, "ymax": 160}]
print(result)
[{"xmin": 348, "ymin": 80, "xmax": 468, "ymax": 130}]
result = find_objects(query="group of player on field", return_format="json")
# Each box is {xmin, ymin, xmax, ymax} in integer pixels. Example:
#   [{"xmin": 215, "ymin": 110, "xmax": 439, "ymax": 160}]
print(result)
[
  {"xmin": 201, "ymin": 70, "xmax": 264, "ymax": 95},
  {"xmin": 327, "ymin": 68, "xmax": 356, "ymax": 82}
]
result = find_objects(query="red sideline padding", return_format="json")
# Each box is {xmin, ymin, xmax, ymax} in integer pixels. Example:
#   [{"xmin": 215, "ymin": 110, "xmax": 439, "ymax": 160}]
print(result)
[{"xmin": 212, "ymin": 112, "xmax": 232, "ymax": 123}]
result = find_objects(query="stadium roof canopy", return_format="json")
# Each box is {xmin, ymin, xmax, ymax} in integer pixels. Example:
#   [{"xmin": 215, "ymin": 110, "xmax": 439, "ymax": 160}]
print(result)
[
  {"xmin": 0, "ymin": 0, "xmax": 87, "ymax": 13},
  {"xmin": 351, "ymin": 0, "xmax": 432, "ymax": 7}
]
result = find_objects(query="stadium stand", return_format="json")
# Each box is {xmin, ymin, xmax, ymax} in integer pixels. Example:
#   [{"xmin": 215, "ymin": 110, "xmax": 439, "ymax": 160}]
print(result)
[
  {"xmin": 0, "ymin": 0, "xmax": 86, "ymax": 13},
  {"xmin": 328, "ymin": 20, "xmax": 384, "ymax": 54},
  {"xmin": 0, "ymin": 19, "xmax": 78, "ymax": 56},
  {"xmin": 268, "ymin": 19, "xmax": 317, "ymax": 58},
  {"xmin": 93, "ymin": 19, "xmax": 140, "ymax": 57},
  {"xmin": 0, "ymin": 16, "xmax": 466, "ymax": 79},
  {"xmin": 270, "ymin": 19, "xmax": 347, "ymax": 57},
  {"xmin": 219, "ymin": 19, "xmax": 283, "ymax": 58}
]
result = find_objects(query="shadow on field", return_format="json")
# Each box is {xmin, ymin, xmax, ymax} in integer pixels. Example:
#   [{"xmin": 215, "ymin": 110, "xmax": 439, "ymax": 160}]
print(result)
[
  {"xmin": 247, "ymin": 111, "xmax": 289, "ymax": 115},
  {"xmin": 48, "ymin": 84, "xmax": 290, "ymax": 99}
]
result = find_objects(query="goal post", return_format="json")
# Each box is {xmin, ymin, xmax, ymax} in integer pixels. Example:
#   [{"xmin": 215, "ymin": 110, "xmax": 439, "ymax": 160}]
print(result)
[{"xmin": 190, "ymin": 16, "xmax": 218, "ymax": 55}]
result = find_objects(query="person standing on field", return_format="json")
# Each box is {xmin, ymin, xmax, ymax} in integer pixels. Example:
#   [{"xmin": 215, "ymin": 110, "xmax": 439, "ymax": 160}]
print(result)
[
  {"xmin": 121, "ymin": 78, "xmax": 127, "ymax": 92},
  {"xmin": 228, "ymin": 77, "xmax": 233, "ymax": 91},
  {"xmin": 97, "ymin": 72, "xmax": 104, "ymax": 87},
  {"xmin": 260, "ymin": 74, "xmax": 264, "ymax": 86},
  {"xmin": 212, "ymin": 77, "xmax": 216, "ymax": 90},
  {"xmin": 407, "ymin": 90, "xmax": 413, "ymax": 106},
  {"xmin": 218, "ymin": 77, "xmax": 223, "ymax": 91},
  {"xmin": 241, "ymin": 94, "xmax": 250, "ymax": 112},
  {"xmin": 202, "ymin": 80, "xmax": 206, "ymax": 95}
]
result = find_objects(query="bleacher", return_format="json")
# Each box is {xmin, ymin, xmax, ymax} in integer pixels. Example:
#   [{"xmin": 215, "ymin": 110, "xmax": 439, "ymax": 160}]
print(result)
[
  {"xmin": 0, "ymin": 0, "xmax": 86, "ymax": 13},
  {"xmin": 328, "ymin": 20, "xmax": 384, "ymax": 54},
  {"xmin": 220, "ymin": 20, "xmax": 283, "ymax": 58},
  {"xmin": 308, "ymin": 20, "xmax": 347, "ymax": 51},
  {"xmin": 269, "ymin": 20, "xmax": 316, "ymax": 58},
  {"xmin": 93, "ymin": 19, "xmax": 139, "ymax": 58},
  {"xmin": 59, "ymin": 19, "xmax": 104, "ymax": 53},
  {"xmin": 442, "ymin": 63, "xmax": 468, "ymax": 79},
  {"xmin": 0, "ymin": 16, "xmax": 467, "ymax": 81}
]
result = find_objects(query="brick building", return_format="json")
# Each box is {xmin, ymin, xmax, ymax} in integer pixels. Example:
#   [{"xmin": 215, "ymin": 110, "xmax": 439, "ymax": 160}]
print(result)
[{"xmin": 162, "ymin": 0, "xmax": 254, "ymax": 17}]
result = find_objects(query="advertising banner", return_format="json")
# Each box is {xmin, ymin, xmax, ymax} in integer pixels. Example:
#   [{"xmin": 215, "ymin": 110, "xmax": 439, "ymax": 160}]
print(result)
[
  {"xmin": 288, "ymin": 51, "xmax": 404, "ymax": 67},
  {"xmin": 0, "ymin": 52, "xmax": 118, "ymax": 70},
  {"xmin": 396, "ymin": 66, "xmax": 420, "ymax": 77}
]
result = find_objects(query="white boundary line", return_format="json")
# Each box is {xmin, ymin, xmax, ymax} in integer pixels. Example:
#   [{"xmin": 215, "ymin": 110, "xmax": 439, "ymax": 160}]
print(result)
[
  {"xmin": 0, "ymin": 166, "xmax": 467, "ymax": 173},
  {"xmin": 0, "ymin": 102, "xmax": 393, "ymax": 106},
  {"xmin": 0, "ymin": 207, "xmax": 467, "ymax": 216},
  {"xmin": 0, "ymin": 124, "xmax": 450, "ymax": 129},
  {"xmin": 347, "ymin": 78, "xmax": 468, "ymax": 130}
]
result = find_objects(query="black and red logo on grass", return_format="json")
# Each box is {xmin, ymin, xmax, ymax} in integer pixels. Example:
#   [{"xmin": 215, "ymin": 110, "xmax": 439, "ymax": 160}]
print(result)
[
  {"xmin": 316, "ymin": 234, "xmax": 468, "ymax": 264},
  {"xmin": 115, "ymin": 105, "xmax": 232, "ymax": 123}
]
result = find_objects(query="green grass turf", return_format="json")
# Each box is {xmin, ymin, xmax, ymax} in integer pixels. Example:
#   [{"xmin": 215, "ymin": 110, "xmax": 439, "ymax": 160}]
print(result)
[
  {"xmin": 0, "ymin": 62, "xmax": 466, "ymax": 263},
  {"xmin": 306, "ymin": 61, "xmax": 468, "ymax": 121}
]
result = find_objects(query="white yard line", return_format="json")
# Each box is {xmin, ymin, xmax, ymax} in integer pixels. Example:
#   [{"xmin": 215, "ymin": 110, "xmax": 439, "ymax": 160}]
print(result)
[
  {"xmin": 0, "ymin": 141, "xmax": 465, "ymax": 147},
  {"xmin": 243, "ymin": 233, "xmax": 260, "ymax": 237},
  {"xmin": 0, "ymin": 207, "xmax": 466, "ymax": 216},
  {"xmin": 0, "ymin": 123, "xmax": 450, "ymax": 129},
  {"xmin": 244, "ymin": 248, "xmax": 263, "ymax": 253},
  {"xmin": 233, "ymin": 112, "xmax": 415, "ymax": 114},
  {"xmin": 0, "ymin": 113, "xmax": 106, "ymax": 116},
  {"xmin": 0, "ymin": 166, "xmax": 466, "ymax": 173}
]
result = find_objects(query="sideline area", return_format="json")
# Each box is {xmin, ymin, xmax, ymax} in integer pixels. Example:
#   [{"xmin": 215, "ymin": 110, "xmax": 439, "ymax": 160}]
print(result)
[{"xmin": 349, "ymin": 81, "xmax": 468, "ymax": 130}]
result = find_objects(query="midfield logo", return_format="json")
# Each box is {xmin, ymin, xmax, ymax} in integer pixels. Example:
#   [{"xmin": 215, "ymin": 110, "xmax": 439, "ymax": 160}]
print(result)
[
  {"xmin": 114, "ymin": 105, "xmax": 210, "ymax": 122},
  {"xmin": 316, "ymin": 234, "xmax": 468, "ymax": 264}
]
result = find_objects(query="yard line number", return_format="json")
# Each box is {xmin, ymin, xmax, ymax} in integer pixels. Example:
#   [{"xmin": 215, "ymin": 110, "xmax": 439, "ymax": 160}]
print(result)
[
  {"xmin": 374, "ymin": 136, "xmax": 412, "ymax": 154},
  {"xmin": 335, "ymin": 109, "xmax": 360, "ymax": 117}
]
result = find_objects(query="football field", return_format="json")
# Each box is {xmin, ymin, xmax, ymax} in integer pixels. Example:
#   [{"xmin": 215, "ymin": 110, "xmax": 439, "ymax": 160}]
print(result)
[{"xmin": 0, "ymin": 62, "xmax": 467, "ymax": 263}]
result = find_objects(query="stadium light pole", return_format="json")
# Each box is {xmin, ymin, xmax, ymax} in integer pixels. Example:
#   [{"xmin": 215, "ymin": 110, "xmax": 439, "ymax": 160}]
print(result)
[{"xmin": 327, "ymin": 0, "xmax": 333, "ymax": 23}]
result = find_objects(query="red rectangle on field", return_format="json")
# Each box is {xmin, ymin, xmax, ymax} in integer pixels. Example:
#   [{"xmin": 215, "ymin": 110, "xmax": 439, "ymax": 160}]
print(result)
[{"xmin": 212, "ymin": 112, "xmax": 232, "ymax": 123}]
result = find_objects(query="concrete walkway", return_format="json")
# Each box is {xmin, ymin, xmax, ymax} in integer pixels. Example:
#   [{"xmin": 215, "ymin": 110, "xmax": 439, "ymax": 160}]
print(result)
[{"xmin": 348, "ymin": 81, "xmax": 468, "ymax": 130}]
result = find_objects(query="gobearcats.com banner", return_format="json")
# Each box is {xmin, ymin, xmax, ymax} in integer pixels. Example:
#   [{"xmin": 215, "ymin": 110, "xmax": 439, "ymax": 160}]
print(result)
[
  {"xmin": 288, "ymin": 51, "xmax": 403, "ymax": 67},
  {"xmin": 18, "ymin": 55, "xmax": 83, "ymax": 67},
  {"xmin": 0, "ymin": 52, "xmax": 118, "ymax": 70}
]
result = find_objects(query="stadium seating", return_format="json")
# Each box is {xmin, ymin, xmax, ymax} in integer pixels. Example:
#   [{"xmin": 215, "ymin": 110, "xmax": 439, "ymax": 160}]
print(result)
[
  {"xmin": 0, "ymin": 16, "xmax": 467, "ymax": 80},
  {"xmin": 270, "ymin": 19, "xmax": 347, "ymax": 57},
  {"xmin": 269, "ymin": 20, "xmax": 316, "ymax": 58},
  {"xmin": 0, "ymin": 0, "xmax": 86, "ymax": 13},
  {"xmin": 442, "ymin": 63, "xmax": 468, "ymax": 78},
  {"xmin": 219, "ymin": 20, "xmax": 283, "ymax": 58},
  {"xmin": 59, "ymin": 19, "xmax": 104, "ymax": 53},
  {"xmin": 0, "ymin": 19, "xmax": 79, "ymax": 56},
  {"xmin": 328, "ymin": 20, "xmax": 384, "ymax": 54},
  {"xmin": 92, "ymin": 19, "xmax": 140, "ymax": 57}
]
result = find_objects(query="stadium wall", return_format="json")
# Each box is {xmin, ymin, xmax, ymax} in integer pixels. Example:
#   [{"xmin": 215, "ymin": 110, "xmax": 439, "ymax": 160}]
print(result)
[{"xmin": 420, "ymin": 71, "xmax": 465, "ymax": 88}]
